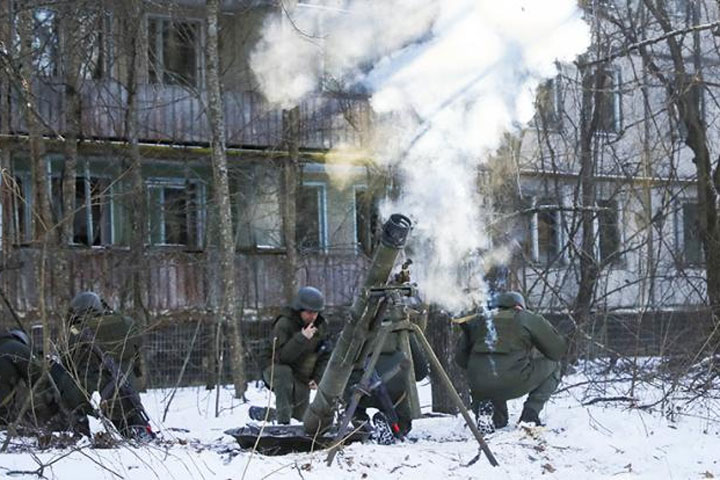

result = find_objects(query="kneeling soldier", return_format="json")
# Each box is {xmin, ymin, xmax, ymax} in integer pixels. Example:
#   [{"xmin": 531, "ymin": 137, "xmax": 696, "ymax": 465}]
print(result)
[
  {"xmin": 61, "ymin": 291, "xmax": 153, "ymax": 439},
  {"xmin": 0, "ymin": 328, "xmax": 90, "ymax": 434},
  {"xmin": 261, "ymin": 287, "xmax": 331, "ymax": 424},
  {"xmin": 455, "ymin": 291, "xmax": 565, "ymax": 433}
]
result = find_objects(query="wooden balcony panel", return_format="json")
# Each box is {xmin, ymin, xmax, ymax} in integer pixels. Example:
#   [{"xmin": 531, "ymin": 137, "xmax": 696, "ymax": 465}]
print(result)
[
  {"xmin": 4, "ymin": 80, "xmax": 369, "ymax": 149},
  {"xmin": 298, "ymin": 95, "xmax": 368, "ymax": 150},
  {"xmin": 80, "ymin": 80, "xmax": 127, "ymax": 140},
  {"xmin": 2, "ymin": 248, "xmax": 369, "ymax": 320}
]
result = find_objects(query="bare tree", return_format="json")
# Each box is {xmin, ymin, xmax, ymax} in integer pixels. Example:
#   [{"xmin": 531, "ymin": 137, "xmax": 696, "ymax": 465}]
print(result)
[{"xmin": 206, "ymin": 0, "xmax": 246, "ymax": 399}]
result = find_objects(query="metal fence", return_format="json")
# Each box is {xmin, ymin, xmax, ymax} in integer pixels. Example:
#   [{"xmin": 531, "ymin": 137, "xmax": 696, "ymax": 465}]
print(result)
[{"xmin": 1, "ymin": 307, "xmax": 713, "ymax": 389}]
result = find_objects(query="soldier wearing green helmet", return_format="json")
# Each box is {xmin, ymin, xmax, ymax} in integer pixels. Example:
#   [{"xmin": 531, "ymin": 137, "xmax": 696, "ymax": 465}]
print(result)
[
  {"xmin": 256, "ymin": 286, "xmax": 332, "ymax": 424},
  {"xmin": 455, "ymin": 291, "xmax": 566, "ymax": 433}
]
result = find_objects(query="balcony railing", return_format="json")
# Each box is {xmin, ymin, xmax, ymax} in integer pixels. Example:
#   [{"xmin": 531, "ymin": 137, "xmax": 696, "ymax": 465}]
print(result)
[{"xmin": 3, "ymin": 78, "xmax": 371, "ymax": 151}]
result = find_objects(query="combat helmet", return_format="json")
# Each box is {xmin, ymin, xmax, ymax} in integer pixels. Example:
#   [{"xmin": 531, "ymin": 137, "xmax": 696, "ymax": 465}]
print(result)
[
  {"xmin": 291, "ymin": 286, "xmax": 325, "ymax": 312},
  {"xmin": 69, "ymin": 291, "xmax": 104, "ymax": 317},
  {"xmin": 7, "ymin": 328, "xmax": 30, "ymax": 346},
  {"xmin": 493, "ymin": 291, "xmax": 526, "ymax": 309}
]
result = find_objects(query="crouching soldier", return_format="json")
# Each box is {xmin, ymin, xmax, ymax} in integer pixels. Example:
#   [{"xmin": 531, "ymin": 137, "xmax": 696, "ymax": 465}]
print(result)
[
  {"xmin": 0, "ymin": 329, "xmax": 90, "ymax": 435},
  {"xmin": 67, "ymin": 291, "xmax": 144, "ymax": 390},
  {"xmin": 455, "ymin": 291, "xmax": 565, "ymax": 434},
  {"xmin": 256, "ymin": 287, "xmax": 331, "ymax": 424},
  {"xmin": 344, "ymin": 330, "xmax": 427, "ymax": 442},
  {"xmin": 61, "ymin": 291, "xmax": 153, "ymax": 439}
]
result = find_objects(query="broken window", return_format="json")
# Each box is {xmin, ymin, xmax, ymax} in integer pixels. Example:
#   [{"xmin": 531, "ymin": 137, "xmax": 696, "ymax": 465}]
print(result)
[
  {"xmin": 522, "ymin": 197, "xmax": 564, "ymax": 266},
  {"xmin": 148, "ymin": 17, "xmax": 200, "ymax": 87},
  {"xmin": 148, "ymin": 181, "xmax": 205, "ymax": 247},
  {"xmin": 49, "ymin": 170, "xmax": 114, "ymax": 246},
  {"xmin": 233, "ymin": 165, "xmax": 284, "ymax": 250},
  {"xmin": 10, "ymin": 174, "xmax": 32, "ymax": 245},
  {"xmin": 296, "ymin": 183, "xmax": 327, "ymax": 252},
  {"xmin": 536, "ymin": 199, "xmax": 562, "ymax": 265},
  {"xmin": 78, "ymin": 10, "xmax": 113, "ymax": 80},
  {"xmin": 32, "ymin": 8, "xmax": 59, "ymax": 77},
  {"xmin": 74, "ymin": 176, "xmax": 113, "ymax": 246}
]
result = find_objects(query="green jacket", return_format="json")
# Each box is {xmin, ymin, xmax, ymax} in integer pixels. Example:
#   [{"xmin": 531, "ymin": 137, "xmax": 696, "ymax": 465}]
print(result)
[
  {"xmin": 0, "ymin": 334, "xmax": 40, "ymax": 404},
  {"xmin": 455, "ymin": 308, "xmax": 565, "ymax": 371},
  {"xmin": 0, "ymin": 334, "xmax": 90, "ymax": 427},
  {"xmin": 82, "ymin": 313, "xmax": 143, "ymax": 381},
  {"xmin": 269, "ymin": 308, "xmax": 331, "ymax": 383}
]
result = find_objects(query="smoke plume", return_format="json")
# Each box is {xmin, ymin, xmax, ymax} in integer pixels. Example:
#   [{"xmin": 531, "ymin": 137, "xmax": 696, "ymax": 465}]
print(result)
[{"xmin": 250, "ymin": 0, "xmax": 589, "ymax": 311}]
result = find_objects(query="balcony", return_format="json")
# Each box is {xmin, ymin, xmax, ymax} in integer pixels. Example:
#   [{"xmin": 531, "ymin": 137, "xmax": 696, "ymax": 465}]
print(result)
[{"xmin": 2, "ymin": 78, "xmax": 371, "ymax": 151}]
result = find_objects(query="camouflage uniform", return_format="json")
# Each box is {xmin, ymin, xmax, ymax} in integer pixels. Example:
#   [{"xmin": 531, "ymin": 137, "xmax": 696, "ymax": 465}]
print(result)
[
  {"xmin": 0, "ymin": 330, "xmax": 90, "ymax": 433},
  {"xmin": 457, "ymin": 304, "xmax": 565, "ymax": 424},
  {"xmin": 80, "ymin": 312, "xmax": 144, "ymax": 390},
  {"xmin": 263, "ymin": 308, "xmax": 331, "ymax": 424},
  {"xmin": 61, "ymin": 293, "xmax": 149, "ymax": 437},
  {"xmin": 345, "ymin": 330, "xmax": 427, "ymax": 435}
]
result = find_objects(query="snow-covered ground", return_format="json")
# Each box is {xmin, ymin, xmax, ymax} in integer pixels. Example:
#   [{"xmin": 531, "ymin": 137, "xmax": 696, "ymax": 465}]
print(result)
[{"xmin": 2, "ymin": 365, "xmax": 719, "ymax": 479}]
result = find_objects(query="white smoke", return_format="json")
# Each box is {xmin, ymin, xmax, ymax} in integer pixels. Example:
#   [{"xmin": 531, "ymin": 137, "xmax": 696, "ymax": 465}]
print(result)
[{"xmin": 250, "ymin": 0, "xmax": 589, "ymax": 311}]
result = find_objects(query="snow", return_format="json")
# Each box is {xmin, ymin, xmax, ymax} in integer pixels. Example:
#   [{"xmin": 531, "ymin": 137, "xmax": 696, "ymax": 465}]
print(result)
[{"xmin": 1, "ymin": 367, "xmax": 719, "ymax": 479}]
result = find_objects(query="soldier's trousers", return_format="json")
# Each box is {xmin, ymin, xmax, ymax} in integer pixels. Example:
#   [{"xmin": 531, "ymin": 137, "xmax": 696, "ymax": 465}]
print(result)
[
  {"xmin": 263, "ymin": 364, "xmax": 309, "ymax": 424},
  {"xmin": 345, "ymin": 351, "xmax": 413, "ymax": 434},
  {"xmin": 467, "ymin": 353, "xmax": 561, "ymax": 415}
]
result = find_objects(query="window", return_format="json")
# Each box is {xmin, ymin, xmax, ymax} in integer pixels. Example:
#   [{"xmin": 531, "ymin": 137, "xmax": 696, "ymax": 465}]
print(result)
[
  {"xmin": 668, "ymin": 0, "xmax": 687, "ymax": 17},
  {"xmin": 74, "ymin": 176, "xmax": 113, "ymax": 246},
  {"xmin": 148, "ymin": 181, "xmax": 205, "ymax": 247},
  {"xmin": 296, "ymin": 183, "xmax": 327, "ymax": 252},
  {"xmin": 681, "ymin": 202, "xmax": 703, "ymax": 265},
  {"xmin": 11, "ymin": 174, "xmax": 32, "ymax": 244},
  {"xmin": 594, "ymin": 67, "xmax": 622, "ymax": 133},
  {"xmin": 148, "ymin": 17, "xmax": 200, "ymax": 87},
  {"xmin": 354, "ymin": 185, "xmax": 375, "ymax": 255},
  {"xmin": 672, "ymin": 76, "xmax": 704, "ymax": 141},
  {"xmin": 580, "ymin": 0, "xmax": 613, "ymax": 14},
  {"xmin": 598, "ymin": 199, "xmax": 621, "ymax": 263},
  {"xmin": 78, "ymin": 10, "xmax": 113, "ymax": 80},
  {"xmin": 32, "ymin": 8, "xmax": 59, "ymax": 76},
  {"xmin": 523, "ymin": 198, "xmax": 564, "ymax": 266},
  {"xmin": 535, "ymin": 77, "xmax": 561, "ymax": 129},
  {"xmin": 233, "ymin": 165, "xmax": 284, "ymax": 250},
  {"xmin": 537, "ymin": 200, "xmax": 561, "ymax": 265},
  {"xmin": 49, "ymin": 170, "xmax": 114, "ymax": 246}
]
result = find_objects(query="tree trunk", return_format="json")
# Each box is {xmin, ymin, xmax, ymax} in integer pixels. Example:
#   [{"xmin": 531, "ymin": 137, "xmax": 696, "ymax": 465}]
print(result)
[
  {"xmin": 206, "ymin": 0, "xmax": 246, "ymax": 399},
  {"xmin": 571, "ymin": 62, "xmax": 604, "ymax": 360},
  {"xmin": 18, "ymin": 0, "xmax": 52, "ymax": 366},
  {"xmin": 58, "ymin": 3, "xmax": 82, "ymax": 320},
  {"xmin": 280, "ymin": 107, "xmax": 300, "ymax": 303},
  {"xmin": 427, "ymin": 307, "xmax": 470, "ymax": 413},
  {"xmin": 123, "ymin": 0, "xmax": 149, "ymax": 390},
  {"xmin": 18, "ymin": 5, "xmax": 51, "ymax": 244},
  {"xmin": 0, "ymin": 1, "xmax": 13, "ymax": 256}
]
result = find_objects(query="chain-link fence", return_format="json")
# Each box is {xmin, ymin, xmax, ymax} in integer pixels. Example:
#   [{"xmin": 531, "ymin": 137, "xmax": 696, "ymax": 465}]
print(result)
[{"xmin": 1, "ymin": 307, "xmax": 713, "ymax": 390}]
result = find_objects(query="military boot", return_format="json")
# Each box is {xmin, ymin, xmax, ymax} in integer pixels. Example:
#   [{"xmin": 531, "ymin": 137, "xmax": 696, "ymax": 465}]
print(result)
[
  {"xmin": 518, "ymin": 406, "xmax": 543, "ymax": 426},
  {"xmin": 475, "ymin": 400, "xmax": 495, "ymax": 435},
  {"xmin": 371, "ymin": 412, "xmax": 396, "ymax": 445},
  {"xmin": 492, "ymin": 400, "xmax": 508, "ymax": 429}
]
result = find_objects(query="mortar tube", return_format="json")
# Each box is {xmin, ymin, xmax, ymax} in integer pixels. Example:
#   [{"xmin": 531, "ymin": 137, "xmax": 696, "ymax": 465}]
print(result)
[{"xmin": 303, "ymin": 214, "xmax": 412, "ymax": 434}]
